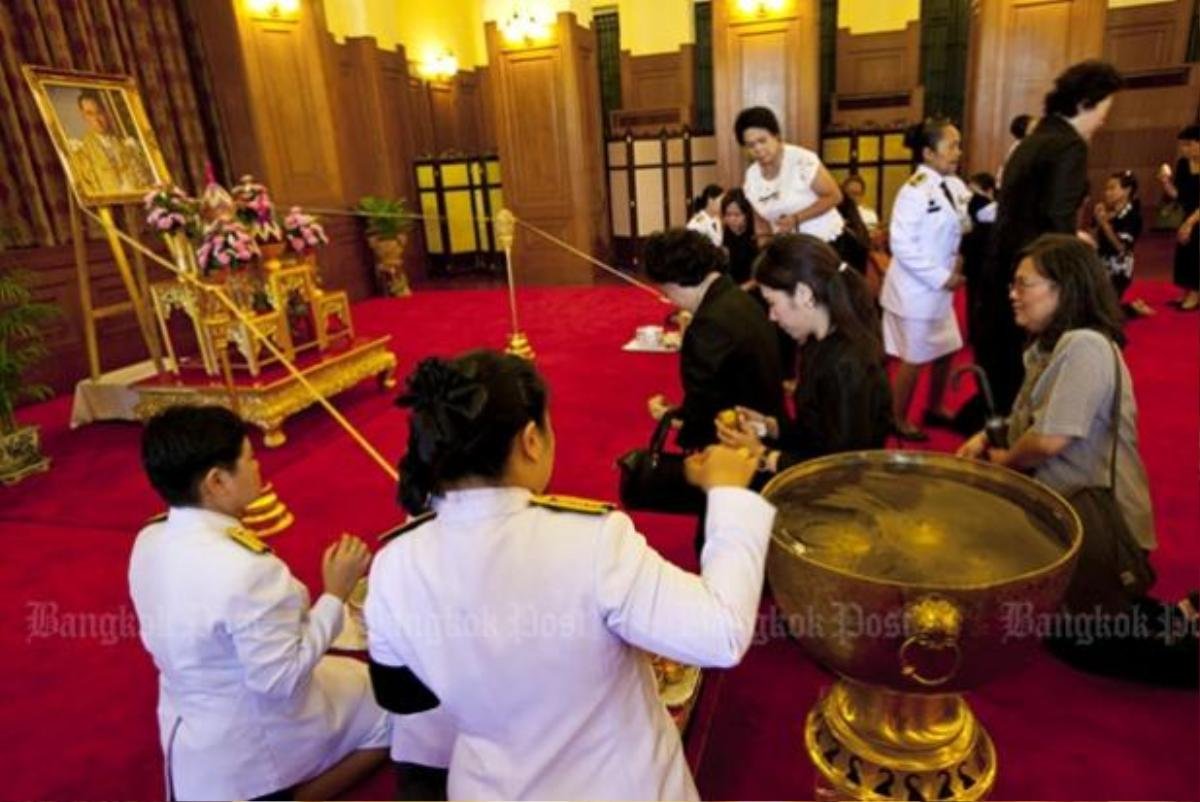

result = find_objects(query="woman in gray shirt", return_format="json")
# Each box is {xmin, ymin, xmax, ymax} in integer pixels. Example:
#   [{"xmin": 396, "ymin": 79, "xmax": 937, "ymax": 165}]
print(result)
[{"xmin": 958, "ymin": 234, "xmax": 1196, "ymax": 688}]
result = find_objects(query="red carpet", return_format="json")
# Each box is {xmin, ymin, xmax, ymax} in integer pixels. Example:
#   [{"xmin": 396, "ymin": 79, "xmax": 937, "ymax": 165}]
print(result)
[{"xmin": 1, "ymin": 277, "xmax": 1196, "ymax": 800}]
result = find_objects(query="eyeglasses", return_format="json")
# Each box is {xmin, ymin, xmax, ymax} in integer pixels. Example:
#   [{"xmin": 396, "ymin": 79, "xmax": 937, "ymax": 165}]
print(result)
[{"xmin": 1009, "ymin": 277, "xmax": 1053, "ymax": 293}]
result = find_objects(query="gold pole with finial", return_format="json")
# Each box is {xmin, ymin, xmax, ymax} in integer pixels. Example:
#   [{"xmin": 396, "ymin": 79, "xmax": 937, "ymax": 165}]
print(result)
[{"xmin": 495, "ymin": 209, "xmax": 535, "ymax": 360}]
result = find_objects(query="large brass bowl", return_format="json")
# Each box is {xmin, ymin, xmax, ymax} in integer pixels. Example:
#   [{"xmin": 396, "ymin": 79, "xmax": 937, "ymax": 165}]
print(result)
[{"xmin": 762, "ymin": 450, "xmax": 1081, "ymax": 800}]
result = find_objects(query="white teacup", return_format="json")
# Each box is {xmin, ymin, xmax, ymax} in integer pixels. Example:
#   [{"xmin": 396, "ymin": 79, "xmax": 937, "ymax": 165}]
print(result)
[{"xmin": 636, "ymin": 325, "xmax": 664, "ymax": 347}]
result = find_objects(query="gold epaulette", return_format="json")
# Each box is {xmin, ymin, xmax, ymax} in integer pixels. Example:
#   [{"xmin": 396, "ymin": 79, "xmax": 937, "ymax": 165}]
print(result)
[
  {"xmin": 530, "ymin": 494, "xmax": 616, "ymax": 516},
  {"xmin": 227, "ymin": 525, "xmax": 271, "ymax": 554},
  {"xmin": 908, "ymin": 172, "xmax": 928, "ymax": 187},
  {"xmin": 378, "ymin": 511, "xmax": 437, "ymax": 545},
  {"xmin": 144, "ymin": 511, "xmax": 168, "ymax": 525}
]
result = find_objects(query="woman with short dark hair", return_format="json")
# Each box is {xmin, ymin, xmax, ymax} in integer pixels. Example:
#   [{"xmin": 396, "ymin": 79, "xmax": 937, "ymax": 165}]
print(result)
[
  {"xmin": 734, "ymin": 106, "xmax": 866, "ymax": 272},
  {"xmin": 968, "ymin": 60, "xmax": 1123, "ymax": 430},
  {"xmin": 957, "ymin": 234, "xmax": 1197, "ymax": 688},
  {"xmin": 642, "ymin": 228, "xmax": 785, "ymax": 450}
]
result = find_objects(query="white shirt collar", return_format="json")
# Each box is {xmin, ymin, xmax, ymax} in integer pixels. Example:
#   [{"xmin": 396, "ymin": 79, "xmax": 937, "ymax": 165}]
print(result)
[
  {"xmin": 432, "ymin": 486, "xmax": 532, "ymax": 522},
  {"xmin": 166, "ymin": 505, "xmax": 241, "ymax": 534},
  {"xmin": 917, "ymin": 163, "xmax": 943, "ymax": 183}
]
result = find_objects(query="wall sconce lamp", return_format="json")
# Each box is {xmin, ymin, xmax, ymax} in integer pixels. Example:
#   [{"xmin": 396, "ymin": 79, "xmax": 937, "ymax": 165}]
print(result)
[
  {"xmin": 500, "ymin": 3, "xmax": 553, "ymax": 47},
  {"xmin": 245, "ymin": 0, "xmax": 300, "ymax": 21},
  {"xmin": 735, "ymin": 0, "xmax": 787, "ymax": 18},
  {"xmin": 420, "ymin": 49, "xmax": 459, "ymax": 82}
]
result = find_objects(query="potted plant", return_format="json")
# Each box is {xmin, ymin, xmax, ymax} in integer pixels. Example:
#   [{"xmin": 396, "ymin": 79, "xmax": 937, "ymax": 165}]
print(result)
[
  {"xmin": 0, "ymin": 264, "xmax": 60, "ymax": 484},
  {"xmin": 357, "ymin": 196, "xmax": 414, "ymax": 297}
]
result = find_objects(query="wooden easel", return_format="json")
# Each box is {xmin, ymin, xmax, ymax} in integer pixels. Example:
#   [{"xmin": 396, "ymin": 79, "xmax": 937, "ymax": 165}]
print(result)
[{"xmin": 68, "ymin": 193, "xmax": 165, "ymax": 380}]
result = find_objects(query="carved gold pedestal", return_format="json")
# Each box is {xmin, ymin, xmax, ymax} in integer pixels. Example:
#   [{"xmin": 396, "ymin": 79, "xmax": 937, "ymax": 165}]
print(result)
[
  {"xmin": 807, "ymin": 680, "xmax": 996, "ymax": 800},
  {"xmin": 133, "ymin": 335, "xmax": 397, "ymax": 447},
  {"xmin": 241, "ymin": 482, "xmax": 295, "ymax": 537}
]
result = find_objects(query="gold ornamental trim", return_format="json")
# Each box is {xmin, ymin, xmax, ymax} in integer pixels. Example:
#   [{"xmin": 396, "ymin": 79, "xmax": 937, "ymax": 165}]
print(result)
[{"xmin": 132, "ymin": 336, "xmax": 397, "ymax": 447}]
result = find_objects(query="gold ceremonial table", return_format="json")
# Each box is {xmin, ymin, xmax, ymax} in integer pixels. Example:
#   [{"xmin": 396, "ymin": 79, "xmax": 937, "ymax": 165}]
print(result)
[{"xmin": 132, "ymin": 334, "xmax": 397, "ymax": 447}]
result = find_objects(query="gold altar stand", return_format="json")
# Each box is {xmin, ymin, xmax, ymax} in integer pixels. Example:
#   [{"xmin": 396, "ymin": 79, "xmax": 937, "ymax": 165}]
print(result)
[{"xmin": 132, "ymin": 334, "xmax": 396, "ymax": 447}]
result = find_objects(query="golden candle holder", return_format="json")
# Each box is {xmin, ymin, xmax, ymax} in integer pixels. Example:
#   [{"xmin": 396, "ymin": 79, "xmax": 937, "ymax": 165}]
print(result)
[
  {"xmin": 240, "ymin": 482, "xmax": 294, "ymax": 537},
  {"xmin": 506, "ymin": 331, "xmax": 536, "ymax": 360}
]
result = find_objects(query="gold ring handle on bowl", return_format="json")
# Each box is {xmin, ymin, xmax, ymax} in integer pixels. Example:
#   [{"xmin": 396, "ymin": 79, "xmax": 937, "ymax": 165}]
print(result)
[{"xmin": 898, "ymin": 595, "xmax": 963, "ymax": 688}]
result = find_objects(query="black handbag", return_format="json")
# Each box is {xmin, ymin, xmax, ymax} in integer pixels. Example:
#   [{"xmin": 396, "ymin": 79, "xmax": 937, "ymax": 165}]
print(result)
[
  {"xmin": 616, "ymin": 409, "xmax": 706, "ymax": 515},
  {"xmin": 1061, "ymin": 341, "xmax": 1156, "ymax": 615}
]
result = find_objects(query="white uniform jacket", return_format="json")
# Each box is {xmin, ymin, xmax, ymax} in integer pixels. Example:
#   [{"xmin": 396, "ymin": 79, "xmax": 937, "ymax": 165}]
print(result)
[
  {"xmin": 686, "ymin": 209, "xmax": 723, "ymax": 246},
  {"xmin": 882, "ymin": 165, "xmax": 971, "ymax": 320},
  {"xmin": 365, "ymin": 486, "xmax": 776, "ymax": 801},
  {"xmin": 128, "ymin": 507, "xmax": 388, "ymax": 800}
]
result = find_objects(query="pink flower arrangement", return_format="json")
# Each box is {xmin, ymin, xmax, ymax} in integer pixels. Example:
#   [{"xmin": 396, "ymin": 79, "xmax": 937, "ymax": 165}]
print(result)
[
  {"xmin": 231, "ymin": 174, "xmax": 282, "ymax": 243},
  {"xmin": 196, "ymin": 220, "xmax": 261, "ymax": 277},
  {"xmin": 143, "ymin": 185, "xmax": 199, "ymax": 237},
  {"xmin": 283, "ymin": 206, "xmax": 329, "ymax": 254}
]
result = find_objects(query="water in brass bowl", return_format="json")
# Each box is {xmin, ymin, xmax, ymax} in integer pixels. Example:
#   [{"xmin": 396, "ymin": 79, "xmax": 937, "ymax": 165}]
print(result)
[{"xmin": 763, "ymin": 451, "xmax": 1082, "ymax": 801}]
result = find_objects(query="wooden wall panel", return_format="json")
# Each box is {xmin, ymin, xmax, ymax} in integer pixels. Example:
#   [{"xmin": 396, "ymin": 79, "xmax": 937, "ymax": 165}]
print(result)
[
  {"xmin": 429, "ymin": 81, "xmax": 459, "ymax": 151},
  {"xmin": 712, "ymin": 0, "xmax": 821, "ymax": 187},
  {"xmin": 618, "ymin": 46, "xmax": 696, "ymax": 121},
  {"xmin": 965, "ymin": 0, "xmax": 1106, "ymax": 176},
  {"xmin": 234, "ymin": 11, "xmax": 345, "ymax": 205},
  {"xmin": 574, "ymin": 27, "xmax": 611, "ymax": 257},
  {"xmin": 376, "ymin": 47, "xmax": 419, "ymax": 203},
  {"xmin": 835, "ymin": 23, "xmax": 919, "ymax": 95},
  {"xmin": 832, "ymin": 21, "xmax": 923, "ymax": 127},
  {"xmin": 1104, "ymin": 0, "xmax": 1192, "ymax": 73},
  {"xmin": 486, "ymin": 13, "xmax": 606, "ymax": 283},
  {"xmin": 508, "ymin": 56, "xmax": 570, "ymax": 206},
  {"xmin": 456, "ymin": 72, "xmax": 484, "ymax": 154},
  {"xmin": 477, "ymin": 66, "xmax": 498, "ymax": 152},
  {"xmin": 332, "ymin": 38, "xmax": 395, "ymax": 201},
  {"xmin": 408, "ymin": 75, "xmax": 436, "ymax": 158}
]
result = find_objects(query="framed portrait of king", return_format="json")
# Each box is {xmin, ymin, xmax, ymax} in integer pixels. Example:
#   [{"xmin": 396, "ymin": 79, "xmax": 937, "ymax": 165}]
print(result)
[{"xmin": 22, "ymin": 65, "xmax": 169, "ymax": 207}]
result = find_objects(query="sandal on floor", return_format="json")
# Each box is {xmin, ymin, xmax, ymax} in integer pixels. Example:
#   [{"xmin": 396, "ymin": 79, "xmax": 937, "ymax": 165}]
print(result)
[{"xmin": 1129, "ymin": 299, "xmax": 1156, "ymax": 317}]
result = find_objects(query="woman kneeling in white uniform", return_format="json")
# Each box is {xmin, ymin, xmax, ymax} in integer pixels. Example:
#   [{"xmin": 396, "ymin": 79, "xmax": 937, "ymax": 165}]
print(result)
[
  {"xmin": 365, "ymin": 350, "xmax": 776, "ymax": 800},
  {"xmin": 883, "ymin": 118, "xmax": 971, "ymax": 440},
  {"xmin": 129, "ymin": 406, "xmax": 390, "ymax": 800}
]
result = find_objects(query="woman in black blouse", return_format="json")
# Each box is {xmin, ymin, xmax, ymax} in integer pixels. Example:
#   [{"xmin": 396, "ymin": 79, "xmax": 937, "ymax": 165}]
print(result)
[
  {"xmin": 1159, "ymin": 124, "xmax": 1200, "ymax": 311},
  {"xmin": 715, "ymin": 234, "xmax": 892, "ymax": 474},
  {"xmin": 721, "ymin": 188, "xmax": 758, "ymax": 286}
]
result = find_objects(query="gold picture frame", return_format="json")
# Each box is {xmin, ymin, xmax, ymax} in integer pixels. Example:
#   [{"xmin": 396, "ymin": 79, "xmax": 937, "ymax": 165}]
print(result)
[{"xmin": 21, "ymin": 65, "xmax": 170, "ymax": 207}]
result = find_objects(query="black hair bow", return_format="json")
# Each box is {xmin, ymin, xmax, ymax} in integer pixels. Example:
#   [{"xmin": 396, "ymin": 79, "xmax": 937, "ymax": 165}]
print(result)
[{"xmin": 396, "ymin": 358, "xmax": 488, "ymax": 461}]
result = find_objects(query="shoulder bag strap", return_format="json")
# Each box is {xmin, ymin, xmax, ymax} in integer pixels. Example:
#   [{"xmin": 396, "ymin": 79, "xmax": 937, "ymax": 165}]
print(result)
[{"xmin": 1105, "ymin": 339, "xmax": 1122, "ymax": 491}]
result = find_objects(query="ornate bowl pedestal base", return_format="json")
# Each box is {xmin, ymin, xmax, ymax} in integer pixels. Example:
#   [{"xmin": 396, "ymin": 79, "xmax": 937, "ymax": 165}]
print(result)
[{"xmin": 808, "ymin": 679, "xmax": 996, "ymax": 801}]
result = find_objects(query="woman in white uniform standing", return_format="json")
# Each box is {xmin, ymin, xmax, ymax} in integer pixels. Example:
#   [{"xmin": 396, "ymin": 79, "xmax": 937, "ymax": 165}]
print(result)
[
  {"xmin": 737, "ymin": 105, "xmax": 867, "ymax": 272},
  {"xmin": 882, "ymin": 118, "xmax": 970, "ymax": 440},
  {"xmin": 128, "ymin": 406, "xmax": 390, "ymax": 801},
  {"xmin": 365, "ymin": 350, "xmax": 776, "ymax": 801}
]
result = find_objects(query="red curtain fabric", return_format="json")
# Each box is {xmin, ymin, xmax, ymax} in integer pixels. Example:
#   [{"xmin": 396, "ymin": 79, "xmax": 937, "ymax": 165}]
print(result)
[{"xmin": 0, "ymin": 0, "xmax": 223, "ymax": 247}]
